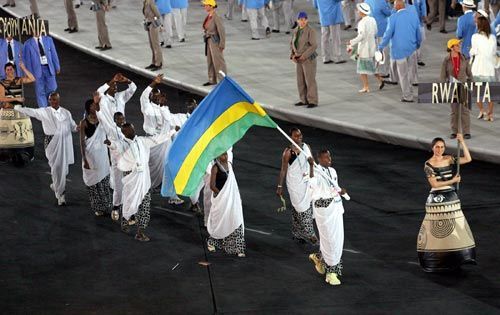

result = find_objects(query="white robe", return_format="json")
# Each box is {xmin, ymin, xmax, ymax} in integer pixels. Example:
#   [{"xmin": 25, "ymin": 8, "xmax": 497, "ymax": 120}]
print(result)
[
  {"xmin": 82, "ymin": 122, "xmax": 110, "ymax": 187},
  {"xmin": 14, "ymin": 105, "xmax": 77, "ymax": 198},
  {"xmin": 96, "ymin": 81, "xmax": 137, "ymax": 129},
  {"xmin": 111, "ymin": 131, "xmax": 173, "ymax": 220},
  {"xmin": 207, "ymin": 162, "xmax": 244, "ymax": 239},
  {"xmin": 311, "ymin": 166, "xmax": 345, "ymax": 267},
  {"xmin": 286, "ymin": 143, "xmax": 313, "ymax": 213}
]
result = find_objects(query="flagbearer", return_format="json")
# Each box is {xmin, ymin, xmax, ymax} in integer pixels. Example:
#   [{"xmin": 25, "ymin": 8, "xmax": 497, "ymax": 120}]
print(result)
[
  {"xmin": 207, "ymin": 151, "xmax": 246, "ymax": 257},
  {"xmin": 308, "ymin": 149, "xmax": 346, "ymax": 286},
  {"xmin": 277, "ymin": 127, "xmax": 318, "ymax": 244}
]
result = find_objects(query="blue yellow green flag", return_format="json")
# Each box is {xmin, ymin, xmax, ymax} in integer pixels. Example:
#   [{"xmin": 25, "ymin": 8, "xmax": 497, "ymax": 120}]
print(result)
[{"xmin": 161, "ymin": 76, "xmax": 277, "ymax": 197}]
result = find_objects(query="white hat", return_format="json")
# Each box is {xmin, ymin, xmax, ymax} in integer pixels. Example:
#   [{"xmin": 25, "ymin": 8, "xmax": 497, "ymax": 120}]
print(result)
[
  {"xmin": 477, "ymin": 9, "xmax": 489, "ymax": 19},
  {"xmin": 356, "ymin": 3, "xmax": 371, "ymax": 15},
  {"xmin": 461, "ymin": 0, "xmax": 476, "ymax": 8},
  {"xmin": 375, "ymin": 50, "xmax": 385, "ymax": 64}
]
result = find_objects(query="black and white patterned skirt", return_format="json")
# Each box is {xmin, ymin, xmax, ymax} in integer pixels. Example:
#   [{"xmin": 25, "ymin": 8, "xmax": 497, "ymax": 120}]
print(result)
[
  {"xmin": 87, "ymin": 175, "xmax": 112, "ymax": 214},
  {"xmin": 208, "ymin": 224, "xmax": 246, "ymax": 255}
]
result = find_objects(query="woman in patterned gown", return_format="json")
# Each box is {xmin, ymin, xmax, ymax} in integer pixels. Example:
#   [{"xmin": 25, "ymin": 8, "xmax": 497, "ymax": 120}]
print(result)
[{"xmin": 417, "ymin": 134, "xmax": 476, "ymax": 272}]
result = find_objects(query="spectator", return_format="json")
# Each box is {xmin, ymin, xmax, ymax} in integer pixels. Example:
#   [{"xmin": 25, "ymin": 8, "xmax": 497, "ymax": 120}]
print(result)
[{"xmin": 440, "ymin": 38, "xmax": 472, "ymax": 139}]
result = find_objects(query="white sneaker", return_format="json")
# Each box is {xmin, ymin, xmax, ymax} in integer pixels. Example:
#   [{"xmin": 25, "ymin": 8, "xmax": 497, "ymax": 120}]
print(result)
[
  {"xmin": 325, "ymin": 272, "xmax": 341, "ymax": 286},
  {"xmin": 57, "ymin": 195, "xmax": 66, "ymax": 206}
]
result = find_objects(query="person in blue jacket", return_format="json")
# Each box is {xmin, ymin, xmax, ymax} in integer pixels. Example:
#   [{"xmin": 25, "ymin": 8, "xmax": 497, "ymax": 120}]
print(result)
[
  {"xmin": 365, "ymin": 0, "xmax": 391, "ymax": 75},
  {"xmin": 456, "ymin": 0, "xmax": 477, "ymax": 59},
  {"xmin": 171, "ymin": 0, "xmax": 188, "ymax": 42},
  {"xmin": 156, "ymin": 0, "xmax": 174, "ymax": 48},
  {"xmin": 411, "ymin": 0, "xmax": 427, "ymax": 66},
  {"xmin": 0, "ymin": 35, "xmax": 23, "ymax": 79},
  {"xmin": 22, "ymin": 33, "xmax": 61, "ymax": 108},
  {"xmin": 244, "ymin": 0, "xmax": 271, "ymax": 39},
  {"xmin": 378, "ymin": 0, "xmax": 421, "ymax": 102},
  {"xmin": 314, "ymin": 0, "xmax": 346, "ymax": 64}
]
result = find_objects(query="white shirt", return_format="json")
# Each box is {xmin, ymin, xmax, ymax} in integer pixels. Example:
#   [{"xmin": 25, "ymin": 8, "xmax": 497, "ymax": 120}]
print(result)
[
  {"xmin": 97, "ymin": 81, "xmax": 137, "ymax": 129},
  {"xmin": 14, "ymin": 105, "xmax": 78, "ymax": 135},
  {"xmin": 34, "ymin": 37, "xmax": 48, "ymax": 65},
  {"xmin": 140, "ymin": 86, "xmax": 172, "ymax": 135},
  {"xmin": 6, "ymin": 39, "xmax": 15, "ymax": 63}
]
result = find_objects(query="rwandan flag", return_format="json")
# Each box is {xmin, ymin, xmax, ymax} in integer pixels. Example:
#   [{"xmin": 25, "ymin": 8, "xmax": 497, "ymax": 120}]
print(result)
[{"xmin": 161, "ymin": 76, "xmax": 277, "ymax": 197}]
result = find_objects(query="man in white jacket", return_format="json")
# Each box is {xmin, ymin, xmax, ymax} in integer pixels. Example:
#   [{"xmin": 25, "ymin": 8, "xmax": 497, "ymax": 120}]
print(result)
[{"xmin": 14, "ymin": 93, "xmax": 79, "ymax": 206}]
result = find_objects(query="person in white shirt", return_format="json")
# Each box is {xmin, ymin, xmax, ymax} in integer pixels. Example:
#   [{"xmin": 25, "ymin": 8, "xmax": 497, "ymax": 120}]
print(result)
[
  {"xmin": 105, "ymin": 122, "xmax": 174, "ymax": 242},
  {"xmin": 96, "ymin": 73, "xmax": 137, "ymax": 129},
  {"xmin": 80, "ymin": 99, "xmax": 111, "ymax": 217},
  {"xmin": 470, "ymin": 10, "xmax": 496, "ymax": 122},
  {"xmin": 308, "ymin": 149, "xmax": 347, "ymax": 286},
  {"xmin": 14, "ymin": 92, "xmax": 79, "ymax": 206},
  {"xmin": 348, "ymin": 3, "xmax": 384, "ymax": 93}
]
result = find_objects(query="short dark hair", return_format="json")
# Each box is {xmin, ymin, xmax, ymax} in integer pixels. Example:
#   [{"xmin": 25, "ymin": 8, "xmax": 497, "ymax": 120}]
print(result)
[
  {"xmin": 289, "ymin": 127, "xmax": 300, "ymax": 135},
  {"xmin": 48, "ymin": 91, "xmax": 59, "ymax": 99},
  {"xmin": 431, "ymin": 137, "xmax": 445, "ymax": 149},
  {"xmin": 4, "ymin": 62, "xmax": 16, "ymax": 72},
  {"xmin": 113, "ymin": 112, "xmax": 124, "ymax": 120},
  {"xmin": 317, "ymin": 149, "xmax": 330, "ymax": 157}
]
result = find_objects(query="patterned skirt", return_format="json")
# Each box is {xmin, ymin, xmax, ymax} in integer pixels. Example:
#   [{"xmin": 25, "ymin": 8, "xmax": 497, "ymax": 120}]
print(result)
[
  {"xmin": 357, "ymin": 57, "xmax": 376, "ymax": 75},
  {"xmin": 292, "ymin": 204, "xmax": 317, "ymax": 242},
  {"xmin": 417, "ymin": 188, "xmax": 476, "ymax": 272},
  {"xmin": 87, "ymin": 175, "xmax": 112, "ymax": 215},
  {"xmin": 208, "ymin": 224, "xmax": 246, "ymax": 255}
]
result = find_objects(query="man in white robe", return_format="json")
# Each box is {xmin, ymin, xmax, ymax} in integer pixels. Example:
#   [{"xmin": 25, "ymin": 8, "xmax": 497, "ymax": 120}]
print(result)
[
  {"xmin": 14, "ymin": 92, "xmax": 78, "ymax": 205},
  {"xmin": 106, "ymin": 122, "xmax": 174, "ymax": 242},
  {"xmin": 308, "ymin": 149, "xmax": 347, "ymax": 286}
]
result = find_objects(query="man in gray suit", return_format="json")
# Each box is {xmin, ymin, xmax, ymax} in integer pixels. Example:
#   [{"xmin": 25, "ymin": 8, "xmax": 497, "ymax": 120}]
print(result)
[
  {"xmin": 64, "ymin": 0, "xmax": 79, "ymax": 33},
  {"xmin": 94, "ymin": 0, "xmax": 112, "ymax": 50},
  {"xmin": 143, "ymin": 0, "xmax": 163, "ymax": 70},
  {"xmin": 290, "ymin": 12, "xmax": 318, "ymax": 108}
]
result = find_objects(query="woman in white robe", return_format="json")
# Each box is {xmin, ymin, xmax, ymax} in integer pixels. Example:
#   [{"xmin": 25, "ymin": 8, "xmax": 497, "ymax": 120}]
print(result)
[
  {"xmin": 308, "ymin": 149, "xmax": 346, "ymax": 286},
  {"xmin": 14, "ymin": 92, "xmax": 78, "ymax": 206},
  {"xmin": 207, "ymin": 152, "xmax": 246, "ymax": 257},
  {"xmin": 276, "ymin": 128, "xmax": 317, "ymax": 244},
  {"xmin": 80, "ymin": 99, "xmax": 111, "ymax": 217}
]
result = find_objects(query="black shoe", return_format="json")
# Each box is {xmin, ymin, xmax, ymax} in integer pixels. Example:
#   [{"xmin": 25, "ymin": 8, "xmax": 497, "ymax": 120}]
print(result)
[
  {"xmin": 272, "ymin": 29, "xmax": 280, "ymax": 33},
  {"xmin": 241, "ymin": 19, "xmax": 248, "ymax": 22},
  {"xmin": 323, "ymin": 60, "xmax": 333, "ymax": 64},
  {"xmin": 439, "ymin": 29, "xmax": 448, "ymax": 34},
  {"xmin": 384, "ymin": 80, "xmax": 398, "ymax": 85},
  {"xmin": 381, "ymin": 74, "xmax": 390, "ymax": 78},
  {"xmin": 68, "ymin": 28, "xmax": 78, "ymax": 33},
  {"xmin": 95, "ymin": 46, "xmax": 104, "ymax": 50},
  {"xmin": 180, "ymin": 38, "xmax": 186, "ymax": 42},
  {"xmin": 75, "ymin": 4, "xmax": 80, "ymax": 8},
  {"xmin": 266, "ymin": 27, "xmax": 271, "ymax": 36},
  {"xmin": 64, "ymin": 28, "xmax": 71, "ymax": 32},
  {"xmin": 145, "ymin": 64, "xmax": 155, "ymax": 69},
  {"xmin": 418, "ymin": 61, "xmax": 425, "ymax": 66},
  {"xmin": 307, "ymin": 103, "xmax": 318, "ymax": 108},
  {"xmin": 251, "ymin": 37, "xmax": 260, "ymax": 40},
  {"xmin": 160, "ymin": 41, "xmax": 165, "ymax": 47},
  {"xmin": 285, "ymin": 31, "xmax": 290, "ymax": 34},
  {"xmin": 2, "ymin": 3, "xmax": 10, "ymax": 7},
  {"xmin": 334, "ymin": 60, "xmax": 346, "ymax": 64},
  {"xmin": 450, "ymin": 133, "xmax": 457, "ymax": 139},
  {"xmin": 150, "ymin": 64, "xmax": 162, "ymax": 71},
  {"xmin": 379, "ymin": 81, "xmax": 385, "ymax": 90},
  {"xmin": 294, "ymin": 101, "xmax": 307, "ymax": 106},
  {"xmin": 343, "ymin": 25, "xmax": 352, "ymax": 30},
  {"xmin": 464, "ymin": 134, "xmax": 471, "ymax": 139},
  {"xmin": 401, "ymin": 98, "xmax": 414, "ymax": 103},
  {"xmin": 165, "ymin": 45, "xmax": 172, "ymax": 48},
  {"xmin": 203, "ymin": 82, "xmax": 216, "ymax": 86},
  {"xmin": 426, "ymin": 23, "xmax": 431, "ymax": 31},
  {"xmin": 101, "ymin": 46, "xmax": 112, "ymax": 51},
  {"xmin": 412, "ymin": 83, "xmax": 418, "ymax": 86}
]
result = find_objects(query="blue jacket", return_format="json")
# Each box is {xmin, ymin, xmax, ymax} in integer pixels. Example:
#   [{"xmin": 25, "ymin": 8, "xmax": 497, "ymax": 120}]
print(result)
[
  {"xmin": 491, "ymin": 11, "xmax": 500, "ymax": 36},
  {"xmin": 22, "ymin": 36, "xmax": 60, "ymax": 79},
  {"xmin": 170, "ymin": 0, "xmax": 188, "ymax": 9},
  {"xmin": 365, "ymin": 0, "xmax": 392, "ymax": 37},
  {"xmin": 242, "ymin": 0, "xmax": 268, "ymax": 9},
  {"xmin": 412, "ymin": 0, "xmax": 426, "ymax": 25},
  {"xmin": 0, "ymin": 39, "xmax": 23, "ymax": 79},
  {"xmin": 456, "ymin": 10, "xmax": 477, "ymax": 58},
  {"xmin": 313, "ymin": 0, "xmax": 344, "ymax": 26},
  {"xmin": 156, "ymin": 0, "xmax": 172, "ymax": 14},
  {"xmin": 378, "ymin": 8, "xmax": 421, "ymax": 60}
]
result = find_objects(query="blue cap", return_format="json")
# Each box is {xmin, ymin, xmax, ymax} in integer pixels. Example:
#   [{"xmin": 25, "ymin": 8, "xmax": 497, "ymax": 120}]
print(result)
[{"xmin": 297, "ymin": 11, "xmax": 308, "ymax": 19}]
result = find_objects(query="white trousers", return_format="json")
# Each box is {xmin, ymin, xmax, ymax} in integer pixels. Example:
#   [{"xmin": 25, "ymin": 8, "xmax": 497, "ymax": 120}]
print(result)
[
  {"xmin": 247, "ymin": 7, "xmax": 269, "ymax": 38},
  {"xmin": 160, "ymin": 13, "xmax": 173, "ymax": 45},
  {"xmin": 321, "ymin": 24, "xmax": 342, "ymax": 63},
  {"xmin": 272, "ymin": 0, "xmax": 294, "ymax": 32},
  {"xmin": 172, "ymin": 8, "xmax": 187, "ymax": 40}
]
